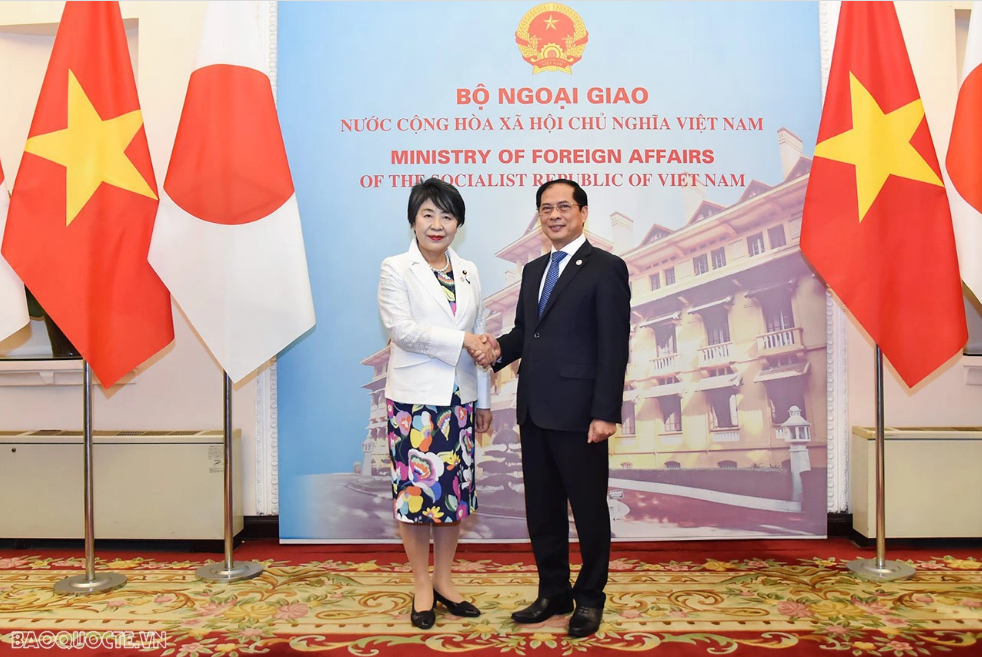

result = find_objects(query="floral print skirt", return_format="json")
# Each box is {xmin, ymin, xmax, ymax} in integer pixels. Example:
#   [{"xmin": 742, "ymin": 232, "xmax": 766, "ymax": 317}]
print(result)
[{"xmin": 387, "ymin": 386, "xmax": 477, "ymax": 524}]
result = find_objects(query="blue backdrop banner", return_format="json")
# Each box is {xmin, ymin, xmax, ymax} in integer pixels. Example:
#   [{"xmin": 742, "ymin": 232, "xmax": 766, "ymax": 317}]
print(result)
[{"xmin": 277, "ymin": 1, "xmax": 825, "ymax": 542}]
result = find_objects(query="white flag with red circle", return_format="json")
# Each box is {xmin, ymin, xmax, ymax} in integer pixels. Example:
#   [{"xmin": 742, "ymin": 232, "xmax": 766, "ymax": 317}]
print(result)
[
  {"xmin": 947, "ymin": 1, "xmax": 982, "ymax": 302},
  {"xmin": 0, "ymin": 158, "xmax": 30, "ymax": 343},
  {"xmin": 149, "ymin": 1, "xmax": 315, "ymax": 382}
]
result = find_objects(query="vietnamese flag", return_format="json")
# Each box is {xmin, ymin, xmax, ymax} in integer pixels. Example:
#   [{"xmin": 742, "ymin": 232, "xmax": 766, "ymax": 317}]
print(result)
[
  {"xmin": 946, "ymin": 0, "xmax": 982, "ymax": 303},
  {"xmin": 1, "ymin": 1, "xmax": 173, "ymax": 385},
  {"xmin": 149, "ymin": 2, "xmax": 315, "ymax": 383},
  {"xmin": 0, "ymin": 157, "xmax": 29, "ymax": 343},
  {"xmin": 800, "ymin": 1, "xmax": 967, "ymax": 387}
]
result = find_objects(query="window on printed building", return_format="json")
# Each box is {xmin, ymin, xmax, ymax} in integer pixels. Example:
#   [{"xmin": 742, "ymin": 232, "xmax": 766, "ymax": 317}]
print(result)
[
  {"xmin": 649, "ymin": 272, "xmax": 661, "ymax": 290},
  {"xmin": 655, "ymin": 324, "xmax": 677, "ymax": 356},
  {"xmin": 705, "ymin": 310, "xmax": 731, "ymax": 345},
  {"xmin": 622, "ymin": 401, "xmax": 636, "ymax": 435},
  {"xmin": 711, "ymin": 247, "xmax": 726, "ymax": 269},
  {"xmin": 767, "ymin": 380, "xmax": 807, "ymax": 424},
  {"xmin": 693, "ymin": 253, "xmax": 709, "ymax": 275},
  {"xmin": 763, "ymin": 297, "xmax": 795, "ymax": 333},
  {"xmin": 665, "ymin": 461, "xmax": 681, "ymax": 469},
  {"xmin": 661, "ymin": 395, "xmax": 682, "ymax": 432},
  {"xmin": 768, "ymin": 225, "xmax": 787, "ymax": 249},
  {"xmin": 718, "ymin": 460, "xmax": 738, "ymax": 469},
  {"xmin": 747, "ymin": 232, "xmax": 766, "ymax": 256},
  {"xmin": 664, "ymin": 267, "xmax": 676, "ymax": 285},
  {"xmin": 708, "ymin": 390, "xmax": 738, "ymax": 429}
]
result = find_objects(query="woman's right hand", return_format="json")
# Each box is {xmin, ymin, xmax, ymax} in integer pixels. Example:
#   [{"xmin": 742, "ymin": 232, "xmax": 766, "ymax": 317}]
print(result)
[{"xmin": 463, "ymin": 333, "xmax": 495, "ymax": 368}]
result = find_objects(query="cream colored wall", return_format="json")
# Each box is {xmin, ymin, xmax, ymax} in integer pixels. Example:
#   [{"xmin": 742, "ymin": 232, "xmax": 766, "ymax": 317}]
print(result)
[
  {"xmin": 0, "ymin": 2, "xmax": 264, "ymax": 516},
  {"xmin": 845, "ymin": 1, "xmax": 982, "ymax": 431}
]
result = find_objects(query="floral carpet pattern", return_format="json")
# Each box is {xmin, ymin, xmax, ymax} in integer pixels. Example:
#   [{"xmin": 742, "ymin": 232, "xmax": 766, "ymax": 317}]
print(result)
[{"xmin": 1, "ymin": 543, "xmax": 981, "ymax": 655}]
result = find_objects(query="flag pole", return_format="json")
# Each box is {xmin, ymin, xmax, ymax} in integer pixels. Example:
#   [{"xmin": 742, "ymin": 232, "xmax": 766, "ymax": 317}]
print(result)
[
  {"xmin": 846, "ymin": 346, "xmax": 915, "ymax": 581},
  {"xmin": 196, "ymin": 372, "xmax": 262, "ymax": 582},
  {"xmin": 54, "ymin": 361, "xmax": 126, "ymax": 595}
]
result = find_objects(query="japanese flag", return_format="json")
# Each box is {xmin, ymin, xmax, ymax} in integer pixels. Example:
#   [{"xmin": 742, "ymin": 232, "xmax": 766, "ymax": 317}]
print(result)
[{"xmin": 149, "ymin": 2, "xmax": 315, "ymax": 382}]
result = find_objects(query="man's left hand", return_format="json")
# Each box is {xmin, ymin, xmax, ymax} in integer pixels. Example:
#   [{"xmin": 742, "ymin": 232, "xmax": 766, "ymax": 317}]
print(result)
[{"xmin": 587, "ymin": 419, "xmax": 617, "ymax": 443}]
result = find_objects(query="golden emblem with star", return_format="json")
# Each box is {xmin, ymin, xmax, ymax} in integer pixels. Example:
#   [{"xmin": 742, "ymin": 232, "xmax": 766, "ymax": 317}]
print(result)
[
  {"xmin": 24, "ymin": 69, "xmax": 157, "ymax": 226},
  {"xmin": 515, "ymin": 3, "xmax": 588, "ymax": 74}
]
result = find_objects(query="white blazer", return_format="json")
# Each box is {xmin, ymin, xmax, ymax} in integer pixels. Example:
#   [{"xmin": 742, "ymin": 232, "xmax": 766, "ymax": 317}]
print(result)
[{"xmin": 378, "ymin": 239, "xmax": 491, "ymax": 408}]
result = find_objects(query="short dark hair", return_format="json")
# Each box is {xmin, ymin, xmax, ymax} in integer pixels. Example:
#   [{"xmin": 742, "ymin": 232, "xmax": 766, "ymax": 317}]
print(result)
[
  {"xmin": 535, "ymin": 178, "xmax": 588, "ymax": 209},
  {"xmin": 407, "ymin": 177, "xmax": 465, "ymax": 227}
]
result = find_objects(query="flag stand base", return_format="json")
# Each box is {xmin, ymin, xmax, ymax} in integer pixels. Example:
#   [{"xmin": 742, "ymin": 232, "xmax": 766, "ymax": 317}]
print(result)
[
  {"xmin": 54, "ymin": 572, "xmax": 126, "ymax": 595},
  {"xmin": 54, "ymin": 363, "xmax": 126, "ymax": 596},
  {"xmin": 195, "ymin": 561, "xmax": 263, "ymax": 582},
  {"xmin": 847, "ymin": 558, "xmax": 915, "ymax": 582},
  {"xmin": 845, "ymin": 347, "xmax": 914, "ymax": 584},
  {"xmin": 195, "ymin": 373, "xmax": 263, "ymax": 585}
]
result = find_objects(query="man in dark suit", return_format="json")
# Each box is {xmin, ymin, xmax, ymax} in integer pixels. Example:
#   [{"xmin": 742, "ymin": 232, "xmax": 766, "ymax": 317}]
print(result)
[{"xmin": 488, "ymin": 179, "xmax": 631, "ymax": 638}]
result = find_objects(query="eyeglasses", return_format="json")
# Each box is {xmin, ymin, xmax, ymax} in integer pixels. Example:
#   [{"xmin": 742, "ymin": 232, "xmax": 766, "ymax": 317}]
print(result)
[{"xmin": 537, "ymin": 202, "xmax": 581, "ymax": 217}]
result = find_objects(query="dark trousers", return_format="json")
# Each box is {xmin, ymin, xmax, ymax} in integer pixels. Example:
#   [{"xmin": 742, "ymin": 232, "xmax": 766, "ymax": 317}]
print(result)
[{"xmin": 519, "ymin": 420, "xmax": 611, "ymax": 608}]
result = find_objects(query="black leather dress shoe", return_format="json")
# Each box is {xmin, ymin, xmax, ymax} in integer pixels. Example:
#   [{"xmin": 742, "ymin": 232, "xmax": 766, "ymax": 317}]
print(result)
[
  {"xmin": 568, "ymin": 606, "xmax": 603, "ymax": 638},
  {"xmin": 410, "ymin": 597, "xmax": 436, "ymax": 630},
  {"xmin": 511, "ymin": 596, "xmax": 575, "ymax": 624},
  {"xmin": 433, "ymin": 589, "xmax": 481, "ymax": 617}
]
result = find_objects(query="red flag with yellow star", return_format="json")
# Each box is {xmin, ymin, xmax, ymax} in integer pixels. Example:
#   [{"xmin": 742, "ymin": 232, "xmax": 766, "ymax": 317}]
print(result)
[
  {"xmin": 800, "ymin": 1, "xmax": 967, "ymax": 387},
  {"xmin": 0, "ymin": 1, "xmax": 173, "ymax": 386}
]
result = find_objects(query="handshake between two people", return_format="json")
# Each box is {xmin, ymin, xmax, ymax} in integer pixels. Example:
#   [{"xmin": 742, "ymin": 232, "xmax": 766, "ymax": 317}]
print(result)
[{"xmin": 463, "ymin": 333, "xmax": 501, "ymax": 369}]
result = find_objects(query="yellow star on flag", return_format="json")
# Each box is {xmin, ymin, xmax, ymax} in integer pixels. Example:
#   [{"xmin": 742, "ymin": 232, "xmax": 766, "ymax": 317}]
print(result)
[
  {"xmin": 544, "ymin": 15, "xmax": 558, "ymax": 30},
  {"xmin": 24, "ymin": 69, "xmax": 157, "ymax": 226},
  {"xmin": 814, "ymin": 72, "xmax": 942, "ymax": 222}
]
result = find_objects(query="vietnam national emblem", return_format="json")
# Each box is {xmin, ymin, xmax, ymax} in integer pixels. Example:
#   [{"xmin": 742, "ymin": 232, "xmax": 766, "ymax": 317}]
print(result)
[{"xmin": 516, "ymin": 3, "xmax": 588, "ymax": 74}]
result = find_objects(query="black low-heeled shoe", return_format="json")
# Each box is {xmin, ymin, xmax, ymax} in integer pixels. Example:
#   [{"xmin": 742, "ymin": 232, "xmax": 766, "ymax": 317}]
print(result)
[
  {"xmin": 433, "ymin": 589, "xmax": 482, "ymax": 617},
  {"xmin": 410, "ymin": 597, "xmax": 436, "ymax": 629}
]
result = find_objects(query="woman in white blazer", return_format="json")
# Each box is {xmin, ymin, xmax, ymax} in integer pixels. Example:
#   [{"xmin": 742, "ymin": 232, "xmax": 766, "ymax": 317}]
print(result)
[{"xmin": 378, "ymin": 178, "xmax": 494, "ymax": 630}]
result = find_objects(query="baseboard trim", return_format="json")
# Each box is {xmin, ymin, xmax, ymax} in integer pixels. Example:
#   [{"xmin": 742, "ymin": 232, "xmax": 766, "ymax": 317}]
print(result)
[
  {"xmin": 848, "ymin": 529, "xmax": 982, "ymax": 550},
  {"xmin": 827, "ymin": 512, "xmax": 852, "ymax": 537},
  {"xmin": 0, "ymin": 536, "xmax": 241, "ymax": 553},
  {"xmin": 243, "ymin": 515, "xmax": 280, "ymax": 540}
]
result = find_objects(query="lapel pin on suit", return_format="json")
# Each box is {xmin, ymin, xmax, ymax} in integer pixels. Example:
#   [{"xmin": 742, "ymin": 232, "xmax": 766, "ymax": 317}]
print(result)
[
  {"xmin": 575, "ymin": 259, "xmax": 583, "ymax": 266},
  {"xmin": 461, "ymin": 269, "xmax": 470, "ymax": 283}
]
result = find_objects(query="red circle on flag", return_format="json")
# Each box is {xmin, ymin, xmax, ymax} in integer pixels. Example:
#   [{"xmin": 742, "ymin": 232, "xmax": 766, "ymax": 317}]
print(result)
[
  {"xmin": 948, "ymin": 65, "xmax": 982, "ymax": 215},
  {"xmin": 164, "ymin": 64, "xmax": 294, "ymax": 225}
]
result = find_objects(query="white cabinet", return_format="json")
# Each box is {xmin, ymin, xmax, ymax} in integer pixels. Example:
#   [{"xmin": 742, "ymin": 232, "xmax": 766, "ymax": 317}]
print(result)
[
  {"xmin": 0, "ymin": 430, "xmax": 243, "ymax": 540},
  {"xmin": 851, "ymin": 427, "xmax": 982, "ymax": 539}
]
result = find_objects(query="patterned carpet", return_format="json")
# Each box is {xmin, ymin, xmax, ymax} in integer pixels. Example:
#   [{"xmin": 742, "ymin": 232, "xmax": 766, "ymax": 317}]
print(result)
[{"xmin": 1, "ymin": 539, "xmax": 981, "ymax": 655}]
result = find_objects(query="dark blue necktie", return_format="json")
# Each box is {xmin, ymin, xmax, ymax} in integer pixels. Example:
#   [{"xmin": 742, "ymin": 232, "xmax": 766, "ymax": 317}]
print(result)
[{"xmin": 538, "ymin": 251, "xmax": 568, "ymax": 318}]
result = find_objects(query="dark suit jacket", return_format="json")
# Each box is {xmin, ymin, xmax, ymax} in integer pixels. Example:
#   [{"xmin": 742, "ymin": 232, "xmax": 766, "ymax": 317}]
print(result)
[{"xmin": 495, "ymin": 240, "xmax": 631, "ymax": 432}]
